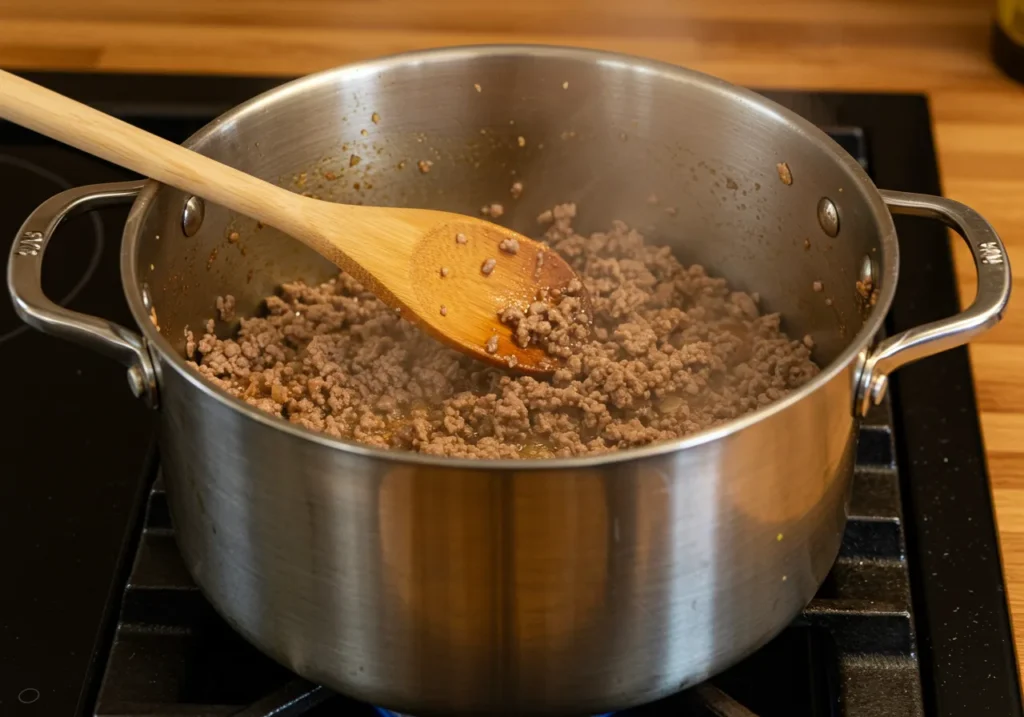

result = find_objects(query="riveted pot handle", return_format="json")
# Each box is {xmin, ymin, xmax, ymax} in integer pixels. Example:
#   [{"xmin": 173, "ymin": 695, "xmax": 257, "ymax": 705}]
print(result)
[
  {"xmin": 855, "ymin": 190, "xmax": 1011, "ymax": 417},
  {"xmin": 6, "ymin": 180, "xmax": 158, "ymax": 407}
]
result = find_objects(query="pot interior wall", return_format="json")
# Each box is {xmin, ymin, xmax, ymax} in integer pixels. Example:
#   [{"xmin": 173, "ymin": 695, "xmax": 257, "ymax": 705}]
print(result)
[{"xmin": 133, "ymin": 49, "xmax": 883, "ymax": 368}]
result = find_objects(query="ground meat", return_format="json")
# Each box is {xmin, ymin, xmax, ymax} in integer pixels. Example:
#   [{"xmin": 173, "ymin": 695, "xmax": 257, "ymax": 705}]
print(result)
[
  {"xmin": 499, "ymin": 278, "xmax": 590, "ymax": 360},
  {"xmin": 499, "ymin": 237, "xmax": 520, "ymax": 254},
  {"xmin": 856, "ymin": 277, "xmax": 873, "ymax": 301},
  {"xmin": 776, "ymin": 162, "xmax": 793, "ymax": 185},
  {"xmin": 189, "ymin": 204, "xmax": 819, "ymax": 459},
  {"xmin": 481, "ymin": 258, "xmax": 497, "ymax": 275},
  {"xmin": 216, "ymin": 294, "xmax": 236, "ymax": 322}
]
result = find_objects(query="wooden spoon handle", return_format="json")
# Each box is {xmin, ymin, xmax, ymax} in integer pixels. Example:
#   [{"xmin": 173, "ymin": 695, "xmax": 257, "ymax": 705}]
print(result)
[{"xmin": 0, "ymin": 69, "xmax": 316, "ymax": 245}]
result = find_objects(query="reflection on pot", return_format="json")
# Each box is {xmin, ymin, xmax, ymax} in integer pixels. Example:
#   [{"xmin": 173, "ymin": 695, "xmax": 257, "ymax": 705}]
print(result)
[{"xmin": 378, "ymin": 466, "xmax": 609, "ymax": 656}]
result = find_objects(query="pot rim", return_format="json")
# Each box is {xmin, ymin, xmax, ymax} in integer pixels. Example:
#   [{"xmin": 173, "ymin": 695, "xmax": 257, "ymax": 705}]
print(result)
[{"xmin": 122, "ymin": 43, "xmax": 898, "ymax": 470}]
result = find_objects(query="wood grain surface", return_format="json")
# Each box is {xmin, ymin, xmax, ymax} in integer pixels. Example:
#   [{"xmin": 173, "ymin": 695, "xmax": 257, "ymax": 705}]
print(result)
[{"xmin": 2, "ymin": 0, "xmax": 1023, "ymax": 665}]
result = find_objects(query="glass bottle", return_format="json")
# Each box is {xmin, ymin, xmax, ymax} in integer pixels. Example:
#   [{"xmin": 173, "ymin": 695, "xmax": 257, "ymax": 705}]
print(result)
[{"xmin": 993, "ymin": 0, "xmax": 1024, "ymax": 83}]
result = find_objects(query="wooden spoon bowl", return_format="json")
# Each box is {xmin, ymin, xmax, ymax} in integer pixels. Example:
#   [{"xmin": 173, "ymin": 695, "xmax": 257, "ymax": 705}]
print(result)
[{"xmin": 404, "ymin": 214, "xmax": 583, "ymax": 373}]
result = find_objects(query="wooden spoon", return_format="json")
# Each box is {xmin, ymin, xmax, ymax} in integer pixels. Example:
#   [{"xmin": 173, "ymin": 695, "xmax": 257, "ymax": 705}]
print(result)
[{"xmin": 0, "ymin": 69, "xmax": 586, "ymax": 374}]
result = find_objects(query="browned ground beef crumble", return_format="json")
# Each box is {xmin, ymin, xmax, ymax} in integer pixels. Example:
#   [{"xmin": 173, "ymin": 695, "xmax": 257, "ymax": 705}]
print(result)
[
  {"xmin": 499, "ymin": 275, "xmax": 589, "ymax": 360},
  {"xmin": 188, "ymin": 203, "xmax": 819, "ymax": 458}
]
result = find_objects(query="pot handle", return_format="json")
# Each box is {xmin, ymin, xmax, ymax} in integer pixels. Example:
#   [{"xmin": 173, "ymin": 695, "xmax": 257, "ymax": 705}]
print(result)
[
  {"xmin": 6, "ymin": 180, "xmax": 158, "ymax": 407},
  {"xmin": 855, "ymin": 190, "xmax": 1011, "ymax": 417}
]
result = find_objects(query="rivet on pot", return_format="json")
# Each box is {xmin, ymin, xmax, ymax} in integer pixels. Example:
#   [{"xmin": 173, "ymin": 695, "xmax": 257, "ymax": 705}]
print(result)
[
  {"xmin": 860, "ymin": 254, "xmax": 878, "ymax": 285},
  {"xmin": 182, "ymin": 196, "xmax": 205, "ymax": 237},
  {"xmin": 126, "ymin": 365, "xmax": 147, "ymax": 398},
  {"xmin": 869, "ymin": 373, "xmax": 888, "ymax": 406},
  {"xmin": 817, "ymin": 197, "xmax": 839, "ymax": 237},
  {"xmin": 141, "ymin": 283, "xmax": 153, "ymax": 310}
]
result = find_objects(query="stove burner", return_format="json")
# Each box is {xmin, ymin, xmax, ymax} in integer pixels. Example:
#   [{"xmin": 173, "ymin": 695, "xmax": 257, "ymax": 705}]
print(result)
[
  {"xmin": 685, "ymin": 684, "xmax": 758, "ymax": 716},
  {"xmin": 371, "ymin": 685, "xmax": 758, "ymax": 717},
  {"xmin": 373, "ymin": 708, "xmax": 617, "ymax": 717},
  {"xmin": 201, "ymin": 675, "xmax": 763, "ymax": 717},
  {"xmin": 0, "ymin": 153, "xmax": 105, "ymax": 345},
  {"xmin": 232, "ymin": 679, "xmax": 331, "ymax": 717}
]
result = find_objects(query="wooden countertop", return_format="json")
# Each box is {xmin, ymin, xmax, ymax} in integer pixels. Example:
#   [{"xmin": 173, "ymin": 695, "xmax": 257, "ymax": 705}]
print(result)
[{"xmin": 2, "ymin": 0, "xmax": 1023, "ymax": 665}]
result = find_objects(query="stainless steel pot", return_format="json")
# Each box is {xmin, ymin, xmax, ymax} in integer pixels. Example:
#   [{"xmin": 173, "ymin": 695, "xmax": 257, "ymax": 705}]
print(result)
[{"xmin": 7, "ymin": 46, "xmax": 1010, "ymax": 715}]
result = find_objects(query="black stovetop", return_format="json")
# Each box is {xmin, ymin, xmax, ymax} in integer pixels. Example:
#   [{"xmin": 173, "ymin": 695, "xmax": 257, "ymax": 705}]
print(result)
[{"xmin": 0, "ymin": 72, "xmax": 1020, "ymax": 717}]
